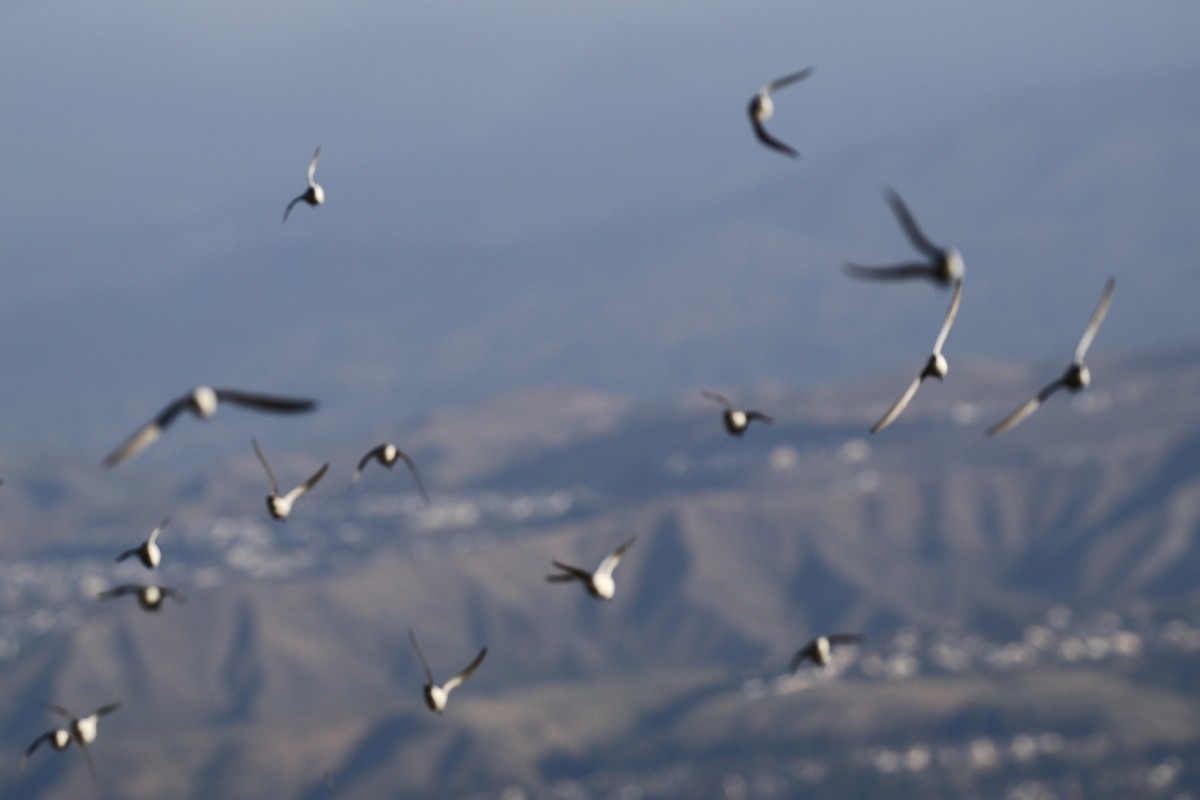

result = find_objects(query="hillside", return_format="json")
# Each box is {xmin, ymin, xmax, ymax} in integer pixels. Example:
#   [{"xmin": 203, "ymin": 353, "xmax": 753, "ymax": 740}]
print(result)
[{"xmin": 1, "ymin": 346, "xmax": 1198, "ymax": 796}]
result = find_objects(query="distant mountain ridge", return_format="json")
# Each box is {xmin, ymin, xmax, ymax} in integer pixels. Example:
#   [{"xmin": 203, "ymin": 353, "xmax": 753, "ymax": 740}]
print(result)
[{"xmin": 1, "ymin": 344, "xmax": 1199, "ymax": 796}]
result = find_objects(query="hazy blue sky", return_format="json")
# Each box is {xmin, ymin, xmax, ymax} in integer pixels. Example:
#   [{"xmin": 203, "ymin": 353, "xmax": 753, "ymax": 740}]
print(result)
[
  {"xmin": 2, "ymin": 1, "xmax": 1197, "ymax": 303},
  {"xmin": 1, "ymin": 1, "xmax": 1198, "ymax": 457}
]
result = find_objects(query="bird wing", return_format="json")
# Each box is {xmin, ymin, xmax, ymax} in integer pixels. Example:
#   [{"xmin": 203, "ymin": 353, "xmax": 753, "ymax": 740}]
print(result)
[
  {"xmin": 765, "ymin": 66, "xmax": 814, "ymax": 93},
  {"xmin": 114, "ymin": 548, "xmax": 139, "ymax": 564},
  {"xmin": 392, "ymin": 448, "xmax": 431, "ymax": 505},
  {"xmin": 443, "ymin": 647, "xmax": 487, "ymax": 693},
  {"xmin": 702, "ymin": 391, "xmax": 733, "ymax": 410},
  {"xmin": 827, "ymin": 633, "xmax": 863, "ymax": 646},
  {"xmin": 547, "ymin": 561, "xmax": 592, "ymax": 583},
  {"xmin": 352, "ymin": 445, "xmax": 387, "ymax": 483},
  {"xmin": 148, "ymin": 517, "xmax": 170, "ymax": 545},
  {"xmin": 102, "ymin": 395, "xmax": 190, "ymax": 467},
  {"xmin": 871, "ymin": 375, "xmax": 923, "ymax": 434},
  {"xmin": 788, "ymin": 643, "xmax": 816, "ymax": 673},
  {"xmin": 408, "ymin": 629, "xmax": 434, "ymax": 685},
  {"xmin": 844, "ymin": 261, "xmax": 939, "ymax": 282},
  {"xmin": 932, "ymin": 279, "xmax": 964, "ymax": 354},
  {"xmin": 986, "ymin": 378, "xmax": 1067, "ymax": 437},
  {"xmin": 745, "ymin": 411, "xmax": 774, "ymax": 425},
  {"xmin": 283, "ymin": 194, "xmax": 305, "ymax": 223},
  {"xmin": 97, "ymin": 586, "xmax": 138, "ymax": 600},
  {"xmin": 596, "ymin": 535, "xmax": 637, "ymax": 579},
  {"xmin": 283, "ymin": 463, "xmax": 329, "ymax": 504},
  {"xmin": 79, "ymin": 742, "xmax": 98, "ymax": 783},
  {"xmin": 885, "ymin": 188, "xmax": 940, "ymax": 259},
  {"xmin": 45, "ymin": 703, "xmax": 75, "ymax": 720},
  {"xmin": 251, "ymin": 438, "xmax": 280, "ymax": 494},
  {"xmin": 161, "ymin": 587, "xmax": 187, "ymax": 604},
  {"xmin": 1073, "ymin": 277, "xmax": 1115, "ymax": 364},
  {"xmin": 93, "ymin": 702, "xmax": 122, "ymax": 718},
  {"xmin": 307, "ymin": 146, "xmax": 321, "ymax": 185},
  {"xmin": 297, "ymin": 463, "xmax": 330, "ymax": 497},
  {"xmin": 21, "ymin": 731, "xmax": 59, "ymax": 763},
  {"xmin": 216, "ymin": 389, "xmax": 316, "ymax": 414},
  {"xmin": 751, "ymin": 118, "xmax": 799, "ymax": 158}
]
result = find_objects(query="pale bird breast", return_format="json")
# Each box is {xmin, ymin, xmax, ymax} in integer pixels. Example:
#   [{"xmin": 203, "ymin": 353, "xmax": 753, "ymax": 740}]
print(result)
[{"xmin": 192, "ymin": 386, "xmax": 219, "ymax": 417}]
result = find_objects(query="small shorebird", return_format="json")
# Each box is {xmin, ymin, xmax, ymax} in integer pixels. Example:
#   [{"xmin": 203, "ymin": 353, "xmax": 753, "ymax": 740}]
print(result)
[
  {"xmin": 790, "ymin": 634, "xmax": 863, "ymax": 671},
  {"xmin": 253, "ymin": 438, "xmax": 329, "ymax": 520},
  {"xmin": 352, "ymin": 443, "xmax": 429, "ymax": 504},
  {"xmin": 98, "ymin": 584, "xmax": 185, "ymax": 611},
  {"xmin": 283, "ymin": 146, "xmax": 325, "ymax": 222},
  {"xmin": 103, "ymin": 386, "xmax": 317, "ymax": 466},
  {"xmin": 846, "ymin": 189, "xmax": 964, "ymax": 287},
  {"xmin": 987, "ymin": 277, "xmax": 1115, "ymax": 436},
  {"xmin": 871, "ymin": 279, "xmax": 964, "ymax": 433},
  {"xmin": 748, "ymin": 68, "xmax": 814, "ymax": 158},
  {"xmin": 703, "ymin": 391, "xmax": 773, "ymax": 436},
  {"xmin": 408, "ymin": 629, "xmax": 488, "ymax": 714},
  {"xmin": 115, "ymin": 517, "xmax": 171, "ymax": 569},
  {"xmin": 546, "ymin": 535, "xmax": 636, "ymax": 601}
]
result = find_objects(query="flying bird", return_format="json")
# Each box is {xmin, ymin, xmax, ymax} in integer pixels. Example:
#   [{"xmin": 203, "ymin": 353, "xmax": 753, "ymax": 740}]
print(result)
[
  {"xmin": 98, "ymin": 584, "xmax": 185, "ymax": 611},
  {"xmin": 351, "ymin": 443, "xmax": 429, "ymax": 504},
  {"xmin": 703, "ymin": 391, "xmax": 773, "ymax": 436},
  {"xmin": 408, "ymin": 629, "xmax": 488, "ymax": 714},
  {"xmin": 115, "ymin": 517, "xmax": 171, "ymax": 569},
  {"xmin": 790, "ymin": 634, "xmax": 863, "ymax": 672},
  {"xmin": 846, "ymin": 189, "xmax": 964, "ymax": 287},
  {"xmin": 253, "ymin": 438, "xmax": 329, "ymax": 520},
  {"xmin": 103, "ymin": 386, "xmax": 317, "ymax": 467},
  {"xmin": 30, "ymin": 702, "xmax": 120, "ymax": 780},
  {"xmin": 546, "ymin": 535, "xmax": 636, "ymax": 601},
  {"xmin": 283, "ymin": 146, "xmax": 325, "ymax": 222},
  {"xmin": 987, "ymin": 277, "xmax": 1115, "ymax": 436},
  {"xmin": 871, "ymin": 279, "xmax": 964, "ymax": 433},
  {"xmin": 748, "ymin": 68, "xmax": 813, "ymax": 158},
  {"xmin": 19, "ymin": 728, "xmax": 72, "ymax": 769}
]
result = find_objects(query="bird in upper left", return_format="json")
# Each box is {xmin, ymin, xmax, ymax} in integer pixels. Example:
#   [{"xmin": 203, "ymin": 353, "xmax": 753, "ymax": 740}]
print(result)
[
  {"xmin": 283, "ymin": 146, "xmax": 325, "ymax": 223},
  {"xmin": 103, "ymin": 386, "xmax": 317, "ymax": 466},
  {"xmin": 748, "ymin": 68, "xmax": 814, "ymax": 158}
]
